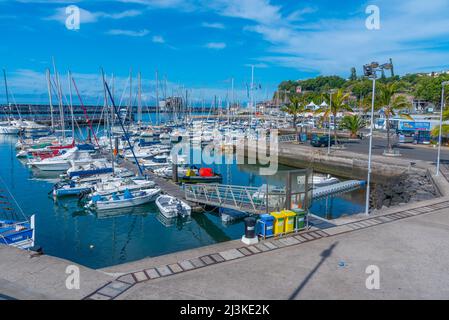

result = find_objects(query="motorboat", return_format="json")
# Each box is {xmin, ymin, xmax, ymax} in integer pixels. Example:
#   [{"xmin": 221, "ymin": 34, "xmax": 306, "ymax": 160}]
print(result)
[
  {"xmin": 93, "ymin": 177, "xmax": 156, "ymax": 196},
  {"xmin": 179, "ymin": 167, "xmax": 222, "ymax": 183},
  {"xmin": 153, "ymin": 165, "xmax": 190, "ymax": 178},
  {"xmin": 86, "ymin": 188, "xmax": 161, "ymax": 211},
  {"xmin": 66, "ymin": 160, "xmax": 113, "ymax": 178},
  {"xmin": 52, "ymin": 180, "xmax": 94, "ymax": 197},
  {"xmin": 155, "ymin": 194, "xmax": 191, "ymax": 218},
  {"xmin": 28, "ymin": 147, "xmax": 93, "ymax": 171},
  {"xmin": 139, "ymin": 154, "xmax": 169, "ymax": 169},
  {"xmin": 0, "ymin": 122, "xmax": 20, "ymax": 135},
  {"xmin": 312, "ymin": 174, "xmax": 340, "ymax": 187}
]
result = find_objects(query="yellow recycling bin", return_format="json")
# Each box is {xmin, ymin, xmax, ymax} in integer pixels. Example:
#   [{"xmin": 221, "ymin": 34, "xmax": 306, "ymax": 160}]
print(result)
[
  {"xmin": 270, "ymin": 211, "xmax": 286, "ymax": 235},
  {"xmin": 281, "ymin": 210, "xmax": 297, "ymax": 233}
]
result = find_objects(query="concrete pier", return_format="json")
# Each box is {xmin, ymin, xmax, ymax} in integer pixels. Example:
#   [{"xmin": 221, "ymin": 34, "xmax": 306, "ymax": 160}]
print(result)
[{"xmin": 0, "ymin": 246, "xmax": 113, "ymax": 300}]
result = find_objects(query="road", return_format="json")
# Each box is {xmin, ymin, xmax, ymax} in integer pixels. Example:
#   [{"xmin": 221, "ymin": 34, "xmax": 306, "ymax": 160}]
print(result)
[{"xmin": 336, "ymin": 137, "xmax": 449, "ymax": 163}]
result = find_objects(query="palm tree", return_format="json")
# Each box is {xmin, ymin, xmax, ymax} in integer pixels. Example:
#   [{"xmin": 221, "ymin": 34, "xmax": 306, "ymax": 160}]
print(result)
[
  {"xmin": 374, "ymin": 83, "xmax": 411, "ymax": 152},
  {"xmin": 340, "ymin": 115, "xmax": 366, "ymax": 138},
  {"xmin": 316, "ymin": 89, "xmax": 352, "ymax": 144},
  {"xmin": 281, "ymin": 95, "xmax": 306, "ymax": 136}
]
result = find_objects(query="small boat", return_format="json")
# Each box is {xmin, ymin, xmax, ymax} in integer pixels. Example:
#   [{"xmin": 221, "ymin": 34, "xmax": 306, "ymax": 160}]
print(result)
[
  {"xmin": 159, "ymin": 132, "xmax": 170, "ymax": 140},
  {"xmin": 29, "ymin": 147, "xmax": 93, "ymax": 171},
  {"xmin": 139, "ymin": 154, "xmax": 169, "ymax": 169},
  {"xmin": 0, "ymin": 215, "xmax": 35, "ymax": 249},
  {"xmin": 153, "ymin": 165, "xmax": 190, "ymax": 178},
  {"xmin": 66, "ymin": 160, "xmax": 113, "ymax": 178},
  {"xmin": 313, "ymin": 174, "xmax": 340, "ymax": 187},
  {"xmin": 52, "ymin": 180, "xmax": 94, "ymax": 197},
  {"xmin": 155, "ymin": 195, "xmax": 191, "ymax": 218},
  {"xmin": 86, "ymin": 188, "xmax": 161, "ymax": 211},
  {"xmin": 93, "ymin": 177, "xmax": 156, "ymax": 196},
  {"xmin": 0, "ymin": 122, "xmax": 20, "ymax": 135},
  {"xmin": 179, "ymin": 167, "xmax": 222, "ymax": 183}
]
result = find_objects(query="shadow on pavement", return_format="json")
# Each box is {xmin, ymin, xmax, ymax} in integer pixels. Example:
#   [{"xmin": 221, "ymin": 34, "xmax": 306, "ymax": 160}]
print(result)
[{"xmin": 288, "ymin": 242, "xmax": 338, "ymax": 300}]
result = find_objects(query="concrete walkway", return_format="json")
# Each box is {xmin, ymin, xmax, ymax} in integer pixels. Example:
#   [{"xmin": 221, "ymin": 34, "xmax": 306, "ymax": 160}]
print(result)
[
  {"xmin": 117, "ymin": 205, "xmax": 449, "ymax": 300},
  {"xmin": 0, "ymin": 246, "xmax": 113, "ymax": 299}
]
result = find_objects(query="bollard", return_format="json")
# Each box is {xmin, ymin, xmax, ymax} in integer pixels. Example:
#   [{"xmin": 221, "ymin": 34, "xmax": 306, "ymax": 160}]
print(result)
[
  {"xmin": 241, "ymin": 216, "xmax": 258, "ymax": 245},
  {"xmin": 172, "ymin": 153, "xmax": 178, "ymax": 183}
]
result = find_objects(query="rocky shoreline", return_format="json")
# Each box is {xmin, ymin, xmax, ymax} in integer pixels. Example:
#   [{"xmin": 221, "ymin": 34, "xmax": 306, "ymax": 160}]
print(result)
[{"xmin": 370, "ymin": 171, "xmax": 437, "ymax": 212}]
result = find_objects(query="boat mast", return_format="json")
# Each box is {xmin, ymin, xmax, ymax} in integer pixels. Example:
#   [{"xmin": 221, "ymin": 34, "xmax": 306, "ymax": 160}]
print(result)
[
  {"xmin": 137, "ymin": 71, "xmax": 142, "ymax": 125},
  {"xmin": 111, "ymin": 73, "xmax": 115, "ymax": 125},
  {"xmin": 103, "ymin": 73, "xmax": 114, "ymax": 173},
  {"xmin": 128, "ymin": 68, "xmax": 132, "ymax": 126},
  {"xmin": 2, "ymin": 69, "xmax": 11, "ymax": 124},
  {"xmin": 68, "ymin": 71, "xmax": 75, "ymax": 141},
  {"xmin": 230, "ymin": 77, "xmax": 234, "ymax": 125},
  {"xmin": 250, "ymin": 65, "xmax": 254, "ymax": 128},
  {"xmin": 102, "ymin": 69, "xmax": 144, "ymax": 176},
  {"xmin": 46, "ymin": 69, "xmax": 54, "ymax": 130},
  {"xmin": 52, "ymin": 57, "xmax": 65, "ymax": 140},
  {"xmin": 155, "ymin": 70, "xmax": 159, "ymax": 126}
]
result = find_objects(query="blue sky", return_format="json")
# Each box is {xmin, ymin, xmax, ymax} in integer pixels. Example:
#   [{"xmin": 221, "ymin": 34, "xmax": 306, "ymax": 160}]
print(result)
[{"xmin": 1, "ymin": 0, "xmax": 449, "ymax": 104}]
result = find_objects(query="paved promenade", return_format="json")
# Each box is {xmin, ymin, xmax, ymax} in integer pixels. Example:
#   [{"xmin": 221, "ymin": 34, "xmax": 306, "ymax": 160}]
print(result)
[
  {"xmin": 118, "ymin": 205, "xmax": 449, "ymax": 300},
  {"xmin": 0, "ymin": 246, "xmax": 113, "ymax": 299}
]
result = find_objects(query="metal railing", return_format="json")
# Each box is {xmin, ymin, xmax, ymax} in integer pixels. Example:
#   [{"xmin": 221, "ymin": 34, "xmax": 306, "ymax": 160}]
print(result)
[{"xmin": 184, "ymin": 183, "xmax": 287, "ymax": 214}]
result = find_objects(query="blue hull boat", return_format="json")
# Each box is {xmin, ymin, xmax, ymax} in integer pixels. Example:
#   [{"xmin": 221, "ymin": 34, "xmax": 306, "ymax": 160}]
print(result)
[
  {"xmin": 68, "ymin": 167, "xmax": 113, "ymax": 178},
  {"xmin": 0, "ymin": 215, "xmax": 35, "ymax": 250}
]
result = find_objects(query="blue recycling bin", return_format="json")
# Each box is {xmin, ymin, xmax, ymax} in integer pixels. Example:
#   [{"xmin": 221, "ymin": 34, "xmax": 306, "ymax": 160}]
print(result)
[{"xmin": 257, "ymin": 214, "xmax": 275, "ymax": 237}]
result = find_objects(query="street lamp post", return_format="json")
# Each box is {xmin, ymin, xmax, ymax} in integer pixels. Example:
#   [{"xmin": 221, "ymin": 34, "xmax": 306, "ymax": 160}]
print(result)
[
  {"xmin": 436, "ymin": 81, "xmax": 449, "ymax": 176},
  {"xmin": 328, "ymin": 92, "xmax": 332, "ymax": 155},
  {"xmin": 327, "ymin": 89, "xmax": 336, "ymax": 155},
  {"xmin": 363, "ymin": 61, "xmax": 392, "ymax": 216},
  {"xmin": 365, "ymin": 74, "xmax": 376, "ymax": 216}
]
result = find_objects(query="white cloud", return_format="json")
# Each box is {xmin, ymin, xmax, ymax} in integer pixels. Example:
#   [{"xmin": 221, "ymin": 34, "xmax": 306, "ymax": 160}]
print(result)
[
  {"xmin": 201, "ymin": 22, "xmax": 225, "ymax": 29},
  {"xmin": 205, "ymin": 42, "xmax": 226, "ymax": 50},
  {"xmin": 152, "ymin": 35, "xmax": 165, "ymax": 43},
  {"xmin": 107, "ymin": 29, "xmax": 150, "ymax": 37},
  {"xmin": 237, "ymin": 0, "xmax": 449, "ymax": 75}
]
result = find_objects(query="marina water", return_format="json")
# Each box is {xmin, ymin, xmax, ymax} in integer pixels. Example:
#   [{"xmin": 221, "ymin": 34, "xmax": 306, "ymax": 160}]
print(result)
[{"xmin": 0, "ymin": 128, "xmax": 365, "ymax": 269}]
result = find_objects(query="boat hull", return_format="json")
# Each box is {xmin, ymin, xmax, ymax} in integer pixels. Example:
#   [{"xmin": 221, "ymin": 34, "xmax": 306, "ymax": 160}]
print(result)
[{"xmin": 92, "ymin": 190, "xmax": 160, "ymax": 210}]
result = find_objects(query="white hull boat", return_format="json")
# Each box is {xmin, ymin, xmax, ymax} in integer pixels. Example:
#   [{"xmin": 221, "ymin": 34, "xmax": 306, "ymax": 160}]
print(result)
[
  {"xmin": 94, "ymin": 178, "xmax": 156, "ymax": 196},
  {"xmin": 0, "ymin": 124, "xmax": 20, "ymax": 135},
  {"xmin": 87, "ymin": 188, "xmax": 161, "ymax": 211},
  {"xmin": 29, "ymin": 147, "xmax": 93, "ymax": 171},
  {"xmin": 155, "ymin": 194, "xmax": 191, "ymax": 218}
]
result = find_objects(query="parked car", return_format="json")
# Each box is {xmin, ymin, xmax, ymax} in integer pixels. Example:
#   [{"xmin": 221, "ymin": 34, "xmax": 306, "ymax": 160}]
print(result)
[{"xmin": 310, "ymin": 135, "xmax": 336, "ymax": 147}]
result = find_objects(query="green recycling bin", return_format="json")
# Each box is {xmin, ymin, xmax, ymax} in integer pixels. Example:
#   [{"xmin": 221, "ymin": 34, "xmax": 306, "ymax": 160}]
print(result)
[{"xmin": 293, "ymin": 208, "xmax": 306, "ymax": 230}]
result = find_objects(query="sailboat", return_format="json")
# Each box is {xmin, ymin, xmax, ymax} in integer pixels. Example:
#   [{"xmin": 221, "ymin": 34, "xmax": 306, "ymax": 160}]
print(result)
[
  {"xmin": 0, "ymin": 69, "xmax": 20, "ymax": 135},
  {"xmin": 0, "ymin": 215, "xmax": 35, "ymax": 249},
  {"xmin": 0, "ymin": 178, "xmax": 36, "ymax": 250}
]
